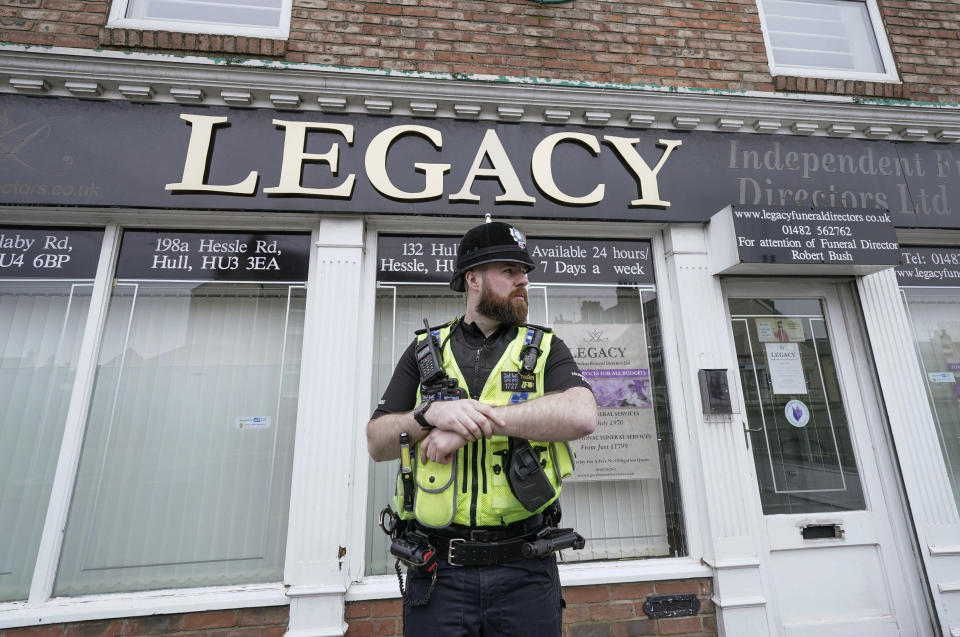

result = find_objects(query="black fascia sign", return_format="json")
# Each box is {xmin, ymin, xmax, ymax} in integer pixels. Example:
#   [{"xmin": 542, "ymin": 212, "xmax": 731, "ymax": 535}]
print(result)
[
  {"xmin": 115, "ymin": 230, "xmax": 311, "ymax": 282},
  {"xmin": 709, "ymin": 205, "xmax": 900, "ymax": 275},
  {"xmin": 896, "ymin": 246, "xmax": 960, "ymax": 286},
  {"xmin": 0, "ymin": 226, "xmax": 104, "ymax": 279},
  {"xmin": 376, "ymin": 235, "xmax": 655, "ymax": 286},
  {"xmin": 9, "ymin": 94, "xmax": 960, "ymax": 230}
]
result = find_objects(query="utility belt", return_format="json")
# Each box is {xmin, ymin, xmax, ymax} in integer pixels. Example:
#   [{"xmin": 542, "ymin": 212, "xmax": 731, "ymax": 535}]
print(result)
[
  {"xmin": 381, "ymin": 505, "xmax": 584, "ymax": 571},
  {"xmin": 429, "ymin": 524, "xmax": 584, "ymax": 568}
]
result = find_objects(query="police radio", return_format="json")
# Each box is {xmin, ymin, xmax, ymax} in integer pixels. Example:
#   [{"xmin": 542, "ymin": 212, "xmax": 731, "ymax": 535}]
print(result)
[{"xmin": 415, "ymin": 319, "xmax": 446, "ymax": 386}]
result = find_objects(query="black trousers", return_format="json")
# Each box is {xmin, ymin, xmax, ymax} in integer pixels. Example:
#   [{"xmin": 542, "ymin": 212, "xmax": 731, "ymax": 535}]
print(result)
[{"xmin": 402, "ymin": 556, "xmax": 563, "ymax": 637}]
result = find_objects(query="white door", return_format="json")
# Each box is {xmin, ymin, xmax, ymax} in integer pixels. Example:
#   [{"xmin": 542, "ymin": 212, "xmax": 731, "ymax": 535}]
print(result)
[{"xmin": 724, "ymin": 279, "xmax": 932, "ymax": 637}]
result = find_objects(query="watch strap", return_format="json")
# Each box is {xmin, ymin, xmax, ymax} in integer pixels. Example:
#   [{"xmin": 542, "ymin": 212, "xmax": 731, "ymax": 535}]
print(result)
[{"xmin": 414, "ymin": 399, "xmax": 434, "ymax": 430}]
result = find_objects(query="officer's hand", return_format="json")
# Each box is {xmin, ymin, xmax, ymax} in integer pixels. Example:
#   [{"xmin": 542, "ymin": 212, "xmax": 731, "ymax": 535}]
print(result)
[
  {"xmin": 420, "ymin": 429, "xmax": 469, "ymax": 464},
  {"xmin": 426, "ymin": 399, "xmax": 505, "ymax": 442}
]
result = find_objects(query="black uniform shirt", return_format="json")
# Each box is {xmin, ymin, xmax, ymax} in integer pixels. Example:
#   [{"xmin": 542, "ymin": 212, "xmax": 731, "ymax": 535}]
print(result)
[{"xmin": 371, "ymin": 318, "xmax": 592, "ymax": 419}]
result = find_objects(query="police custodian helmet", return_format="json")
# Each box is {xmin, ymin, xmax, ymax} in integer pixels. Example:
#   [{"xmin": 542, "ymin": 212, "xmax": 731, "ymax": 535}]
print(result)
[{"xmin": 450, "ymin": 221, "xmax": 536, "ymax": 292}]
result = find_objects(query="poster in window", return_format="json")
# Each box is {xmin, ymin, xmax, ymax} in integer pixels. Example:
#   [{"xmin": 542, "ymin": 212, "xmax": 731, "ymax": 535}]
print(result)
[
  {"xmin": 764, "ymin": 342, "xmax": 808, "ymax": 395},
  {"xmin": 553, "ymin": 323, "xmax": 660, "ymax": 482},
  {"xmin": 755, "ymin": 317, "xmax": 804, "ymax": 343},
  {"xmin": 936, "ymin": 321, "xmax": 960, "ymax": 401}
]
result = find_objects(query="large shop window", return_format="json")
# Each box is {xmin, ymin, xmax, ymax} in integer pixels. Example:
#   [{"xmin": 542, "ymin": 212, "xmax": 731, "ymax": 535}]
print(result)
[
  {"xmin": 899, "ymin": 247, "xmax": 960, "ymax": 514},
  {"xmin": 0, "ymin": 228, "xmax": 103, "ymax": 602},
  {"xmin": 364, "ymin": 235, "xmax": 685, "ymax": 576},
  {"xmin": 53, "ymin": 230, "xmax": 310, "ymax": 596}
]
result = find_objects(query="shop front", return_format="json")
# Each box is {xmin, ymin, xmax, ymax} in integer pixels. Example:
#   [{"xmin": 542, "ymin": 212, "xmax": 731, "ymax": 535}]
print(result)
[{"xmin": 1, "ymin": 89, "xmax": 959, "ymax": 637}]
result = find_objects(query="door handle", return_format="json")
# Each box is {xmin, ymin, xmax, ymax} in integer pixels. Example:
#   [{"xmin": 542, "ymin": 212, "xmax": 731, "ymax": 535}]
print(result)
[{"xmin": 742, "ymin": 421, "xmax": 762, "ymax": 448}]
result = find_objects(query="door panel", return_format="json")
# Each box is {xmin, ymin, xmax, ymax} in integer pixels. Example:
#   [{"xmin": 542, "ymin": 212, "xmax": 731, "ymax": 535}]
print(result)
[
  {"xmin": 724, "ymin": 280, "xmax": 928, "ymax": 637},
  {"xmin": 730, "ymin": 299, "xmax": 865, "ymax": 515}
]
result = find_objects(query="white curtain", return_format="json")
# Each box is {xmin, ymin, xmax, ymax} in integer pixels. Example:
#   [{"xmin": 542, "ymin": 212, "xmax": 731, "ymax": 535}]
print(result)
[
  {"xmin": 56, "ymin": 282, "xmax": 305, "ymax": 595},
  {"xmin": 0, "ymin": 282, "xmax": 91, "ymax": 602},
  {"xmin": 902, "ymin": 288, "xmax": 960, "ymax": 514},
  {"xmin": 761, "ymin": 0, "xmax": 885, "ymax": 73}
]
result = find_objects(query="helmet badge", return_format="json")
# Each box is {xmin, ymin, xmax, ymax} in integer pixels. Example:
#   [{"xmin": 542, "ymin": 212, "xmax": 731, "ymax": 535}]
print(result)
[{"xmin": 509, "ymin": 226, "xmax": 527, "ymax": 249}]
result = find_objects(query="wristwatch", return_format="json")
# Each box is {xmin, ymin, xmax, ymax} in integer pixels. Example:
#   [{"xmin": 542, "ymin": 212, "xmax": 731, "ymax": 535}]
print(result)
[{"xmin": 413, "ymin": 399, "xmax": 435, "ymax": 430}]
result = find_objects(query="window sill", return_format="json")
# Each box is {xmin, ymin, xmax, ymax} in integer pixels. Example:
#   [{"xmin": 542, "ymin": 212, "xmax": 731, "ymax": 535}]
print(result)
[
  {"xmin": 774, "ymin": 75, "xmax": 909, "ymax": 100},
  {"xmin": 346, "ymin": 556, "xmax": 712, "ymax": 601},
  {"xmin": 0, "ymin": 583, "xmax": 287, "ymax": 629},
  {"xmin": 98, "ymin": 27, "xmax": 287, "ymax": 58}
]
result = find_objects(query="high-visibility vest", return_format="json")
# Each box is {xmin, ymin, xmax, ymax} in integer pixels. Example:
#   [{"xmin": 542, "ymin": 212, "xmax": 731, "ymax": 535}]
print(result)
[{"xmin": 394, "ymin": 321, "xmax": 575, "ymax": 528}]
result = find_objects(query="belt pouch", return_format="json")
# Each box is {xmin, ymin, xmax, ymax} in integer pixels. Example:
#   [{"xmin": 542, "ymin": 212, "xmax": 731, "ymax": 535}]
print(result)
[{"xmin": 412, "ymin": 450, "xmax": 458, "ymax": 528}]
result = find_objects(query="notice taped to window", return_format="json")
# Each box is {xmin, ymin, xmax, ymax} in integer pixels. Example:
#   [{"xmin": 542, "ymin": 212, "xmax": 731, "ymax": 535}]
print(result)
[
  {"xmin": 553, "ymin": 323, "xmax": 660, "ymax": 482},
  {"xmin": 765, "ymin": 342, "xmax": 808, "ymax": 395}
]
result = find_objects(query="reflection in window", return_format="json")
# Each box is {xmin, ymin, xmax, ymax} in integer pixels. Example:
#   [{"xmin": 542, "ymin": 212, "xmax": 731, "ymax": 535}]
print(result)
[
  {"xmin": 364, "ymin": 284, "xmax": 684, "ymax": 575},
  {"xmin": 55, "ymin": 283, "xmax": 305, "ymax": 595},
  {"xmin": 902, "ymin": 287, "xmax": 960, "ymax": 513},
  {"xmin": 0, "ymin": 282, "xmax": 91, "ymax": 602},
  {"xmin": 730, "ymin": 298, "xmax": 865, "ymax": 515}
]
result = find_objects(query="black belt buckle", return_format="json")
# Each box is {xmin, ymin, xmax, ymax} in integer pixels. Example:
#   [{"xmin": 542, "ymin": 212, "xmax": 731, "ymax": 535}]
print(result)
[{"xmin": 447, "ymin": 538, "xmax": 465, "ymax": 567}]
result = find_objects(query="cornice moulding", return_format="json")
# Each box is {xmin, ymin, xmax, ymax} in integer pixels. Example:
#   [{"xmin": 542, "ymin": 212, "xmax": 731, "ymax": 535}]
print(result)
[{"xmin": 1, "ymin": 48, "xmax": 960, "ymax": 141}]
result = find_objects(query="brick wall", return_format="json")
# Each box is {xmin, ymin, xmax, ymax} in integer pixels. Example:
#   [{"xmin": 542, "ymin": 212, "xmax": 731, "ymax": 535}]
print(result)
[
  {"xmin": 877, "ymin": 0, "xmax": 960, "ymax": 102},
  {"xmin": 346, "ymin": 578, "xmax": 716, "ymax": 637},
  {"xmin": 0, "ymin": 607, "xmax": 289, "ymax": 637},
  {"xmin": 1, "ymin": 0, "xmax": 959, "ymax": 103},
  {"xmin": 0, "ymin": 580, "xmax": 713, "ymax": 637}
]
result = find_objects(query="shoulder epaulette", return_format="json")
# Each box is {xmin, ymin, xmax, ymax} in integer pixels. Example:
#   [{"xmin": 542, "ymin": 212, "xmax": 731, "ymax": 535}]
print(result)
[
  {"xmin": 414, "ymin": 318, "xmax": 458, "ymax": 335},
  {"xmin": 521, "ymin": 323, "xmax": 553, "ymax": 334}
]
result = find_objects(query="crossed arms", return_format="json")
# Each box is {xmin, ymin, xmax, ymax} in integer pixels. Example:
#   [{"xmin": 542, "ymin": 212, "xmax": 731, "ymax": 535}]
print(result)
[{"xmin": 366, "ymin": 386, "xmax": 597, "ymax": 464}]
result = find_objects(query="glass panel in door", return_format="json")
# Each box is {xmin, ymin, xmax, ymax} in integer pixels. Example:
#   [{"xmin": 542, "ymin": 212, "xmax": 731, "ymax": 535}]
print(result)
[{"xmin": 730, "ymin": 298, "xmax": 865, "ymax": 515}]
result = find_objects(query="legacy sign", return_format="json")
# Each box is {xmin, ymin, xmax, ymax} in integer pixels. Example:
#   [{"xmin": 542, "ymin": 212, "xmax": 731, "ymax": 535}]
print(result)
[
  {"xmin": 168, "ymin": 115, "xmax": 680, "ymax": 210},
  {"xmin": 3, "ymin": 94, "xmax": 960, "ymax": 228}
]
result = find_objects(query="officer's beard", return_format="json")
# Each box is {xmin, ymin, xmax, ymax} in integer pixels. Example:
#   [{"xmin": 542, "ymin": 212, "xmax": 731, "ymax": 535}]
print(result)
[{"xmin": 476, "ymin": 285, "xmax": 528, "ymax": 327}]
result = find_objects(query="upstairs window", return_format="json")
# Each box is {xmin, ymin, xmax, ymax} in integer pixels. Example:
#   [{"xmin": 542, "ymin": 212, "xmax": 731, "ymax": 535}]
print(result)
[
  {"xmin": 757, "ymin": 0, "xmax": 898, "ymax": 82},
  {"xmin": 107, "ymin": 0, "xmax": 291, "ymax": 38}
]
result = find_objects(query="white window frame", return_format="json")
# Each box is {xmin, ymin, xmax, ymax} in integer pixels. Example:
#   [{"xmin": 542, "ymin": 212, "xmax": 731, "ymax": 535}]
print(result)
[
  {"xmin": 106, "ymin": 0, "xmax": 292, "ymax": 40},
  {"xmin": 756, "ymin": 0, "xmax": 900, "ymax": 83},
  {"xmin": 0, "ymin": 213, "xmax": 318, "ymax": 628},
  {"xmin": 345, "ymin": 217, "xmax": 709, "ymax": 600}
]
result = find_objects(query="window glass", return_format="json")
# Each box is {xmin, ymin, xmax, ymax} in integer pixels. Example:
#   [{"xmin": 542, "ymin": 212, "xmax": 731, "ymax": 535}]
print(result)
[
  {"xmin": 0, "ymin": 227, "xmax": 102, "ymax": 602},
  {"xmin": 729, "ymin": 298, "xmax": 865, "ymax": 515},
  {"xmin": 55, "ymin": 230, "xmax": 309, "ymax": 595},
  {"xmin": 116, "ymin": 0, "xmax": 287, "ymax": 36},
  {"xmin": 365, "ymin": 235, "xmax": 684, "ymax": 575},
  {"xmin": 901, "ymin": 285, "xmax": 960, "ymax": 513},
  {"xmin": 758, "ymin": 0, "xmax": 891, "ymax": 78},
  {"xmin": 0, "ymin": 282, "xmax": 92, "ymax": 601},
  {"xmin": 536, "ymin": 285, "xmax": 684, "ymax": 561}
]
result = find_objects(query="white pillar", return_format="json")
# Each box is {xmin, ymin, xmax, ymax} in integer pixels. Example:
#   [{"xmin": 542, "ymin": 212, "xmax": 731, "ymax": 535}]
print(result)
[
  {"xmin": 858, "ymin": 268, "xmax": 960, "ymax": 637},
  {"xmin": 661, "ymin": 225, "xmax": 771, "ymax": 637},
  {"xmin": 284, "ymin": 218, "xmax": 366, "ymax": 637}
]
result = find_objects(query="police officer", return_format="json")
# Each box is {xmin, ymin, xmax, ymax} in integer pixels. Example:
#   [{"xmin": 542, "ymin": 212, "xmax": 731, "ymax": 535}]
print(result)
[{"xmin": 367, "ymin": 220, "xmax": 598, "ymax": 637}]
